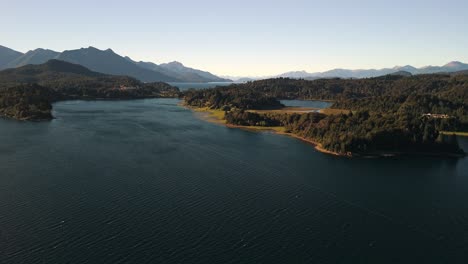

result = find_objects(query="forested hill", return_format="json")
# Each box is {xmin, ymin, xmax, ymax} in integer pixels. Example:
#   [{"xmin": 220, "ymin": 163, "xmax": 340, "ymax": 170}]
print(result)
[
  {"xmin": 215, "ymin": 74, "xmax": 468, "ymax": 103},
  {"xmin": 186, "ymin": 74, "xmax": 468, "ymax": 123},
  {"xmin": 0, "ymin": 59, "xmax": 137, "ymax": 88},
  {"xmin": 184, "ymin": 85, "xmax": 283, "ymax": 110},
  {"xmin": 0, "ymin": 60, "xmax": 180, "ymax": 120},
  {"xmin": 183, "ymin": 74, "xmax": 468, "ymax": 157},
  {"xmin": 0, "ymin": 84, "xmax": 56, "ymax": 120}
]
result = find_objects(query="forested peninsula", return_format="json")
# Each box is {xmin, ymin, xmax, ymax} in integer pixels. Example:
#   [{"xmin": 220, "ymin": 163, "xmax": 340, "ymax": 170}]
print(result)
[
  {"xmin": 0, "ymin": 60, "xmax": 180, "ymax": 120},
  {"xmin": 184, "ymin": 74, "xmax": 468, "ymax": 157},
  {"xmin": 1, "ymin": 60, "xmax": 467, "ymax": 157}
]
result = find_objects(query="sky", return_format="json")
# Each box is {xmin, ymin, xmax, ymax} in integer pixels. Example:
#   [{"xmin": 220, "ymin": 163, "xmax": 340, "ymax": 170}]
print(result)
[{"xmin": 1, "ymin": 0, "xmax": 468, "ymax": 76}]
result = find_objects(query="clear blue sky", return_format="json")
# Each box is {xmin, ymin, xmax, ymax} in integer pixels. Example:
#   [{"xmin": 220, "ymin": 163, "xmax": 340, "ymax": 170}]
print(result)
[{"xmin": 2, "ymin": 0, "xmax": 467, "ymax": 76}]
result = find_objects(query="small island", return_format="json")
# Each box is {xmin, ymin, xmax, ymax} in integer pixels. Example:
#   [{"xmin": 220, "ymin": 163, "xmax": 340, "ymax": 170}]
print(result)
[{"xmin": 183, "ymin": 75, "xmax": 468, "ymax": 157}]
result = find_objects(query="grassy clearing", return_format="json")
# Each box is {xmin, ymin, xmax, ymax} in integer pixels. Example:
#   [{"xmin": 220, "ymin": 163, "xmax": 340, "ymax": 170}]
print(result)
[
  {"xmin": 187, "ymin": 105, "xmax": 341, "ymax": 156},
  {"xmin": 319, "ymin": 108, "xmax": 351, "ymax": 115},
  {"xmin": 193, "ymin": 107, "xmax": 227, "ymax": 124},
  {"xmin": 191, "ymin": 107, "xmax": 287, "ymax": 133},
  {"xmin": 441, "ymin": 131, "xmax": 468, "ymax": 137},
  {"xmin": 233, "ymin": 125, "xmax": 287, "ymax": 133}
]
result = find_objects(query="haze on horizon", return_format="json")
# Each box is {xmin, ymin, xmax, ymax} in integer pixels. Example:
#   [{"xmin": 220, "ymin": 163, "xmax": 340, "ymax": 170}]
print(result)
[{"xmin": 2, "ymin": 0, "xmax": 468, "ymax": 76}]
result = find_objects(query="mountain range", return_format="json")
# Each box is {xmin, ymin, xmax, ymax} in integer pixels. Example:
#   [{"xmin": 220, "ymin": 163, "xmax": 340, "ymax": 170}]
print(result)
[
  {"xmin": 0, "ymin": 45, "xmax": 230, "ymax": 83},
  {"xmin": 224, "ymin": 61, "xmax": 468, "ymax": 81},
  {"xmin": 277, "ymin": 61, "xmax": 468, "ymax": 79},
  {"xmin": 2, "ymin": 45, "xmax": 468, "ymax": 82}
]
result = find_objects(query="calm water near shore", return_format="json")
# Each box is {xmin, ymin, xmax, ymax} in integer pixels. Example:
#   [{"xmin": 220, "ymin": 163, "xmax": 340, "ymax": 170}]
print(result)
[
  {"xmin": 1, "ymin": 98, "xmax": 467, "ymax": 263},
  {"xmin": 169, "ymin": 82, "xmax": 235, "ymax": 91},
  {"xmin": 280, "ymin": 99, "xmax": 333, "ymax": 109}
]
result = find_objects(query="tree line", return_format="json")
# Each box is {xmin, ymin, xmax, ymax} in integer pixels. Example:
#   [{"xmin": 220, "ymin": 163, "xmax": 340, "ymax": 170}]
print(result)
[{"xmin": 184, "ymin": 74, "xmax": 468, "ymax": 156}]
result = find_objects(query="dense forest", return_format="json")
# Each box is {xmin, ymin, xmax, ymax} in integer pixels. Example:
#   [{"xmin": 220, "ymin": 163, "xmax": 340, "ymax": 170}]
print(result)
[
  {"xmin": 184, "ymin": 74, "xmax": 468, "ymax": 156},
  {"xmin": 225, "ymin": 110, "xmax": 463, "ymax": 155},
  {"xmin": 0, "ymin": 84, "xmax": 55, "ymax": 120},
  {"xmin": 185, "ymin": 74, "xmax": 467, "ymax": 121},
  {"xmin": 0, "ymin": 60, "xmax": 180, "ymax": 120},
  {"xmin": 184, "ymin": 87, "xmax": 283, "ymax": 110}
]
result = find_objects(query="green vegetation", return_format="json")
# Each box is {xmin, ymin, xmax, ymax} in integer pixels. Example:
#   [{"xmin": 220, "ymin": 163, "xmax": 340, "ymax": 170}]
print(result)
[
  {"xmin": 0, "ymin": 60, "xmax": 180, "ymax": 120},
  {"xmin": 223, "ymin": 110, "xmax": 464, "ymax": 155},
  {"xmin": 0, "ymin": 84, "xmax": 55, "ymax": 120},
  {"xmin": 184, "ymin": 75, "xmax": 468, "ymax": 157},
  {"xmin": 184, "ymin": 86, "xmax": 283, "ymax": 110}
]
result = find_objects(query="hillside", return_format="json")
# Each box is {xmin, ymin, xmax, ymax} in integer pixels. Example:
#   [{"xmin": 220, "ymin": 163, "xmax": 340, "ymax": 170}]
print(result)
[
  {"xmin": 0, "ymin": 60, "xmax": 180, "ymax": 120},
  {"xmin": 5, "ymin": 48, "xmax": 60, "ymax": 68},
  {"xmin": 0, "ymin": 59, "xmax": 126, "ymax": 88},
  {"xmin": 56, "ymin": 47, "xmax": 180, "ymax": 82},
  {"xmin": 0, "ymin": 45, "xmax": 230, "ymax": 83},
  {"xmin": 134, "ymin": 60, "xmax": 231, "ymax": 83},
  {"xmin": 159, "ymin": 61, "xmax": 231, "ymax": 82},
  {"xmin": 0, "ymin": 45, "xmax": 23, "ymax": 70},
  {"xmin": 0, "ymin": 59, "xmax": 179, "ymax": 95}
]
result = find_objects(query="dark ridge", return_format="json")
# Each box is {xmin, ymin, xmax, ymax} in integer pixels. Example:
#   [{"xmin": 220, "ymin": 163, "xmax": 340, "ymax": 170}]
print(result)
[{"xmin": 389, "ymin": 71, "xmax": 412, "ymax": 77}]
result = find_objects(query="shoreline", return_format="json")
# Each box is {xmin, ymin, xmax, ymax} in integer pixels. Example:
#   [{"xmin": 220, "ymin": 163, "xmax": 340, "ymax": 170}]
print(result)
[
  {"xmin": 228, "ymin": 123, "xmax": 344, "ymax": 156},
  {"xmin": 441, "ymin": 131, "xmax": 468, "ymax": 137},
  {"xmin": 184, "ymin": 104, "xmax": 345, "ymax": 156},
  {"xmin": 2, "ymin": 96, "xmax": 181, "ymax": 122},
  {"xmin": 184, "ymin": 104, "xmax": 466, "ymax": 158},
  {"xmin": 274, "ymin": 131, "xmax": 344, "ymax": 156}
]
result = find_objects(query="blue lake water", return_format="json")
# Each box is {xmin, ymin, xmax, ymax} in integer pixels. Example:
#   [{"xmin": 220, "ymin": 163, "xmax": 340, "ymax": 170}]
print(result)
[
  {"xmin": 281, "ymin": 99, "xmax": 333, "ymax": 109},
  {"xmin": 1, "ymin": 98, "xmax": 467, "ymax": 263},
  {"xmin": 168, "ymin": 82, "xmax": 234, "ymax": 91}
]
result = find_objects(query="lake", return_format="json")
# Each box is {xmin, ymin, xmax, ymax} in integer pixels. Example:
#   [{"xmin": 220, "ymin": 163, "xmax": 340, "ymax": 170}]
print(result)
[
  {"xmin": 168, "ymin": 82, "xmax": 235, "ymax": 91},
  {"xmin": 281, "ymin": 99, "xmax": 332, "ymax": 109},
  {"xmin": 1, "ymin": 98, "xmax": 467, "ymax": 263}
]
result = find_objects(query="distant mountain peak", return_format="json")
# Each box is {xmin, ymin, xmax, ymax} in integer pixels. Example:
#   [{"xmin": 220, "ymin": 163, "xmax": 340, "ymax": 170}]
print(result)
[
  {"xmin": 157, "ymin": 61, "xmax": 231, "ymax": 82},
  {"xmin": 276, "ymin": 70, "xmax": 314, "ymax": 78},
  {"xmin": 28, "ymin": 48, "xmax": 57, "ymax": 53},
  {"xmin": 0, "ymin": 45, "xmax": 24, "ymax": 70},
  {"xmin": 393, "ymin": 65, "xmax": 416, "ymax": 70},
  {"xmin": 444, "ymin": 61, "xmax": 464, "ymax": 68},
  {"xmin": 165, "ymin": 61, "xmax": 184, "ymax": 67},
  {"xmin": 160, "ymin": 61, "xmax": 188, "ymax": 71},
  {"xmin": 0, "ymin": 45, "xmax": 23, "ymax": 55},
  {"xmin": 82, "ymin": 46, "xmax": 105, "ymax": 53},
  {"xmin": 2, "ymin": 47, "xmax": 60, "ymax": 69},
  {"xmin": 389, "ymin": 70, "xmax": 412, "ymax": 77},
  {"xmin": 57, "ymin": 47, "xmax": 181, "ymax": 82}
]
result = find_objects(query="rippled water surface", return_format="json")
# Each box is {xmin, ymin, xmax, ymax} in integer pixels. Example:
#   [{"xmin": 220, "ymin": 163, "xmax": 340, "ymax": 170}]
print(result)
[{"xmin": 1, "ymin": 98, "xmax": 468, "ymax": 263}]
